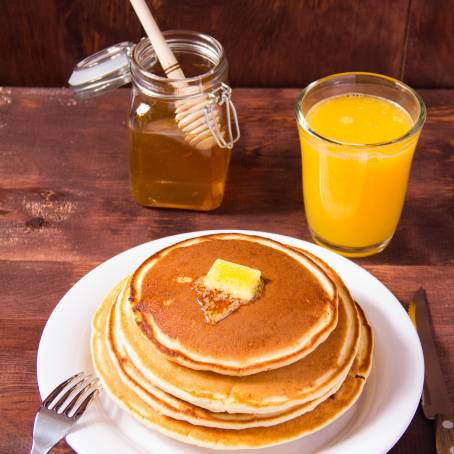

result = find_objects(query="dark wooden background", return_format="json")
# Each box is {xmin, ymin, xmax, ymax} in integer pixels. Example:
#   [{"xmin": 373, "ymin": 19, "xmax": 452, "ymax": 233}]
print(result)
[{"xmin": 1, "ymin": 0, "xmax": 454, "ymax": 88}]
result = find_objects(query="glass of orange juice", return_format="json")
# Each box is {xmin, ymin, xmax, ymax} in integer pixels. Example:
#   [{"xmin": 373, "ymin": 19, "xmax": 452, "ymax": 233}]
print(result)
[{"xmin": 295, "ymin": 72, "xmax": 426, "ymax": 257}]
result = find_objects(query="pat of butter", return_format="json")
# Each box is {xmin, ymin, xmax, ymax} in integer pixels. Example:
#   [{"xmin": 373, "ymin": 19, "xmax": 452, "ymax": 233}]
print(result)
[{"xmin": 203, "ymin": 259, "xmax": 262, "ymax": 301}]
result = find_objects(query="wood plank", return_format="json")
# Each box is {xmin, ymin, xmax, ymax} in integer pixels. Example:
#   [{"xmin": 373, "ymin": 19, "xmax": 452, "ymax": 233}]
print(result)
[
  {"xmin": 404, "ymin": 0, "xmax": 454, "ymax": 88},
  {"xmin": 0, "ymin": 260, "xmax": 92, "ymax": 453},
  {"xmin": 0, "ymin": 349, "xmax": 41, "ymax": 454},
  {"xmin": 3, "ymin": 0, "xmax": 454, "ymax": 89},
  {"xmin": 0, "ymin": 88, "xmax": 453, "ymax": 265},
  {"xmin": 0, "ymin": 0, "xmax": 409, "ymax": 88},
  {"xmin": 364, "ymin": 265, "xmax": 454, "ymax": 397},
  {"xmin": 0, "ymin": 0, "xmax": 141, "ymax": 86},
  {"xmin": 149, "ymin": 0, "xmax": 410, "ymax": 88}
]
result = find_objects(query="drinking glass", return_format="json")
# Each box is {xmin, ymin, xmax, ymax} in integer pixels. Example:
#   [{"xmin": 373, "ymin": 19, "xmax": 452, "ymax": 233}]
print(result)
[{"xmin": 295, "ymin": 72, "xmax": 426, "ymax": 257}]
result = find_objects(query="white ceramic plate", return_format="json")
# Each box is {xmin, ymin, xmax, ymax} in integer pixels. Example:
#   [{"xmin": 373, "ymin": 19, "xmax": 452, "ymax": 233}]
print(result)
[{"xmin": 37, "ymin": 230, "xmax": 424, "ymax": 454}]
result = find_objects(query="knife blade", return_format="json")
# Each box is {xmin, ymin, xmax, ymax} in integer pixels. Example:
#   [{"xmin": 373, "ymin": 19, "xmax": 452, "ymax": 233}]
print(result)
[{"xmin": 412, "ymin": 288, "xmax": 452, "ymax": 419}]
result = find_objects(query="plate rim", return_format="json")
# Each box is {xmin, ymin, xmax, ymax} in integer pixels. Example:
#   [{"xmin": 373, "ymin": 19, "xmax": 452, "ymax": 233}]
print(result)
[{"xmin": 36, "ymin": 229, "xmax": 424, "ymax": 454}]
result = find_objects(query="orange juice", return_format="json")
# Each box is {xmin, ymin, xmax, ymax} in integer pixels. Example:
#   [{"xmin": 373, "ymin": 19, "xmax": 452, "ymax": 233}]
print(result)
[{"xmin": 297, "ymin": 93, "xmax": 420, "ymax": 256}]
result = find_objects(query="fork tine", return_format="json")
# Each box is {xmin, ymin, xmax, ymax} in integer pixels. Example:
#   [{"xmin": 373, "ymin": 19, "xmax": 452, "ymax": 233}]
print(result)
[
  {"xmin": 62, "ymin": 378, "xmax": 100, "ymax": 416},
  {"xmin": 42, "ymin": 372, "xmax": 85, "ymax": 407},
  {"xmin": 70, "ymin": 386, "xmax": 101, "ymax": 419},
  {"xmin": 52, "ymin": 375, "xmax": 94, "ymax": 412}
]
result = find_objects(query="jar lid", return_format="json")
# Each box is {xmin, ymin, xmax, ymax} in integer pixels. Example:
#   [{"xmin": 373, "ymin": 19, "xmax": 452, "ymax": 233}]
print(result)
[{"xmin": 68, "ymin": 42, "xmax": 135, "ymax": 99}]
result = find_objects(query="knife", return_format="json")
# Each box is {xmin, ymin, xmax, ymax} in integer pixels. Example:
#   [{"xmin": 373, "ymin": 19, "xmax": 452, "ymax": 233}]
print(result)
[{"xmin": 409, "ymin": 288, "xmax": 454, "ymax": 453}]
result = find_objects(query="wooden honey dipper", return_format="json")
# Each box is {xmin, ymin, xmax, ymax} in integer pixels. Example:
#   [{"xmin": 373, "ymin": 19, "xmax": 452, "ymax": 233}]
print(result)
[{"xmin": 130, "ymin": 0, "xmax": 223, "ymax": 150}]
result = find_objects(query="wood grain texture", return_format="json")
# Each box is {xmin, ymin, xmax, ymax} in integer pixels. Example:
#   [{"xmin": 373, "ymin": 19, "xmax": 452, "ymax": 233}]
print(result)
[
  {"xmin": 3, "ymin": 0, "xmax": 454, "ymax": 89},
  {"xmin": 0, "ymin": 88, "xmax": 453, "ymax": 453},
  {"xmin": 435, "ymin": 413, "xmax": 454, "ymax": 454},
  {"xmin": 148, "ymin": 0, "xmax": 409, "ymax": 87},
  {"xmin": 0, "ymin": 0, "xmax": 141, "ymax": 86},
  {"xmin": 0, "ymin": 0, "xmax": 411, "ymax": 88},
  {"xmin": 1, "ymin": 88, "xmax": 453, "ymax": 265},
  {"xmin": 404, "ymin": 0, "xmax": 454, "ymax": 88}
]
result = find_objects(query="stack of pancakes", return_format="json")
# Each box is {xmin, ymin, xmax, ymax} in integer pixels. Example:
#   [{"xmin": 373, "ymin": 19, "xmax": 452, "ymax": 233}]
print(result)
[{"xmin": 92, "ymin": 233, "xmax": 373, "ymax": 449}]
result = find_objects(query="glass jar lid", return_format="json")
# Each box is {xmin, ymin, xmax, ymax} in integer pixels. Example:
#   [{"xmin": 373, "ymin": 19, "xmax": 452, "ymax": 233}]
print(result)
[{"xmin": 68, "ymin": 42, "xmax": 134, "ymax": 99}]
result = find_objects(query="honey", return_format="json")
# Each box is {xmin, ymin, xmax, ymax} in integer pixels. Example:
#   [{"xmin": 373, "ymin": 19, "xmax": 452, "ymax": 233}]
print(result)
[{"xmin": 128, "ymin": 102, "xmax": 231, "ymax": 210}]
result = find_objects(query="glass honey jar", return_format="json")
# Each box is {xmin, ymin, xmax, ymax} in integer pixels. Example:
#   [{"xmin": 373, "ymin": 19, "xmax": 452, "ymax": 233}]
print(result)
[{"xmin": 69, "ymin": 31, "xmax": 239, "ymax": 211}]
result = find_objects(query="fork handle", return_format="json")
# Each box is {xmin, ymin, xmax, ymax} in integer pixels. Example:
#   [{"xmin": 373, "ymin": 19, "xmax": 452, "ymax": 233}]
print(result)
[
  {"xmin": 435, "ymin": 413, "xmax": 454, "ymax": 454},
  {"xmin": 30, "ymin": 409, "xmax": 65, "ymax": 454},
  {"xmin": 30, "ymin": 441, "xmax": 51, "ymax": 454}
]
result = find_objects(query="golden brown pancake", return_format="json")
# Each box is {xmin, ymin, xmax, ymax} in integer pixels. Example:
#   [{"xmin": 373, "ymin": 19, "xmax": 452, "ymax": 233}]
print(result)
[
  {"xmin": 91, "ymin": 284, "xmax": 373, "ymax": 448},
  {"xmin": 129, "ymin": 233, "xmax": 339, "ymax": 375},
  {"xmin": 116, "ymin": 270, "xmax": 359, "ymax": 414},
  {"xmin": 107, "ymin": 287, "xmax": 345, "ymax": 428},
  {"xmin": 107, "ymin": 282, "xmax": 346, "ymax": 429}
]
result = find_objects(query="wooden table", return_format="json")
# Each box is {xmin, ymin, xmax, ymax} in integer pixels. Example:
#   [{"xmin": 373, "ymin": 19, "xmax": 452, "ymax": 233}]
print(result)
[{"xmin": 1, "ymin": 87, "xmax": 452, "ymax": 453}]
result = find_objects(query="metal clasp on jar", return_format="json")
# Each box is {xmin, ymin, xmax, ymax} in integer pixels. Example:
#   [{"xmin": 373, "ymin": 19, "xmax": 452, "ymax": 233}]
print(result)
[{"xmin": 204, "ymin": 83, "xmax": 240, "ymax": 149}]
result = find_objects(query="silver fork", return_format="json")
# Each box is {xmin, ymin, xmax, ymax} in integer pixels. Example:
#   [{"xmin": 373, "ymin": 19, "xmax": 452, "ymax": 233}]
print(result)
[{"xmin": 31, "ymin": 372, "xmax": 102, "ymax": 454}]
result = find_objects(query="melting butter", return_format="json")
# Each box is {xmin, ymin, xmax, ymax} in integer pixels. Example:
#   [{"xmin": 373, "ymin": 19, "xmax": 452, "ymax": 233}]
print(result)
[
  {"xmin": 203, "ymin": 259, "xmax": 262, "ymax": 301},
  {"xmin": 194, "ymin": 259, "xmax": 263, "ymax": 324}
]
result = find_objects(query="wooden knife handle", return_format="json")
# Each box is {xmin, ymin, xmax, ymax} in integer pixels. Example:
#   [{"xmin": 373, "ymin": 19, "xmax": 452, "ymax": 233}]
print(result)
[{"xmin": 435, "ymin": 414, "xmax": 454, "ymax": 453}]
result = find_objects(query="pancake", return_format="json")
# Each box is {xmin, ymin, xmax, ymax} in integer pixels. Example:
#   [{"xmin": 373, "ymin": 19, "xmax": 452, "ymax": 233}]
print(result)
[
  {"xmin": 107, "ymin": 282, "xmax": 346, "ymax": 429},
  {"xmin": 91, "ymin": 284, "xmax": 373, "ymax": 449},
  {"xmin": 117, "ymin": 266, "xmax": 359, "ymax": 414},
  {"xmin": 129, "ymin": 234, "xmax": 339, "ymax": 376}
]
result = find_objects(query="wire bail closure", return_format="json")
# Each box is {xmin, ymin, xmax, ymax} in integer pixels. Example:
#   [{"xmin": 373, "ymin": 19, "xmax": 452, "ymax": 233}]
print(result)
[
  {"xmin": 69, "ymin": 41, "xmax": 240, "ymax": 150},
  {"xmin": 204, "ymin": 83, "xmax": 240, "ymax": 149}
]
